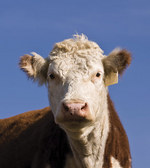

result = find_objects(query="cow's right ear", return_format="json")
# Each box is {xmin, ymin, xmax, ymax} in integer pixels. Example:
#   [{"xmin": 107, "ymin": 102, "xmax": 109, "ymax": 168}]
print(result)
[
  {"xmin": 19, "ymin": 52, "xmax": 50, "ymax": 85},
  {"xmin": 102, "ymin": 49, "xmax": 131, "ymax": 86}
]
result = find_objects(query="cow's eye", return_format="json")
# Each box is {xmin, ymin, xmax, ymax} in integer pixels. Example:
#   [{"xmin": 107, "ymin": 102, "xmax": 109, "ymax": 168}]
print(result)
[
  {"xmin": 96, "ymin": 72, "xmax": 101, "ymax": 77},
  {"xmin": 49, "ymin": 74, "xmax": 55, "ymax": 79}
]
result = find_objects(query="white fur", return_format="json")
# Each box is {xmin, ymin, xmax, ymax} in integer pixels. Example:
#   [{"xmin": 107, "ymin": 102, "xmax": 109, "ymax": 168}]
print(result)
[
  {"xmin": 66, "ymin": 108, "xmax": 109, "ymax": 168},
  {"xmin": 48, "ymin": 35, "xmax": 106, "ymax": 124},
  {"xmin": 30, "ymin": 52, "xmax": 46, "ymax": 77},
  {"xmin": 22, "ymin": 35, "xmax": 123, "ymax": 168},
  {"xmin": 111, "ymin": 156, "xmax": 123, "ymax": 168},
  {"xmin": 46, "ymin": 35, "xmax": 110, "ymax": 168}
]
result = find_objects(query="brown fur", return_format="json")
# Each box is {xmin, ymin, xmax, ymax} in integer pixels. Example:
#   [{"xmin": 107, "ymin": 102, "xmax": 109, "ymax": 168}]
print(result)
[
  {"xmin": 19, "ymin": 54, "xmax": 34, "ymax": 78},
  {"xmin": 103, "ymin": 95, "xmax": 131, "ymax": 168},
  {"xmin": 5, "ymin": 36, "xmax": 131, "ymax": 167},
  {"xmin": 19, "ymin": 54, "xmax": 49, "ymax": 85},
  {"xmin": 0, "ymin": 95, "xmax": 131, "ymax": 168},
  {"xmin": 0, "ymin": 107, "xmax": 71, "ymax": 168},
  {"xmin": 102, "ymin": 49, "xmax": 132, "ymax": 77}
]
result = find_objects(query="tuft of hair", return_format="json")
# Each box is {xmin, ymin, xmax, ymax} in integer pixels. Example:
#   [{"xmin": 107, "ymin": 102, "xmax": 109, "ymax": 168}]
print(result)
[
  {"xmin": 102, "ymin": 48, "xmax": 132, "ymax": 77},
  {"xmin": 50, "ymin": 34, "xmax": 104, "ymax": 57},
  {"xmin": 19, "ymin": 52, "xmax": 49, "ymax": 85}
]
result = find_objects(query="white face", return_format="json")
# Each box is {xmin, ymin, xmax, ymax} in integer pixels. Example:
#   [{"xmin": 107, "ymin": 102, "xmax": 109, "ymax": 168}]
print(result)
[
  {"xmin": 47, "ymin": 52, "xmax": 108, "ymax": 130},
  {"xmin": 20, "ymin": 35, "xmax": 128, "ymax": 132}
]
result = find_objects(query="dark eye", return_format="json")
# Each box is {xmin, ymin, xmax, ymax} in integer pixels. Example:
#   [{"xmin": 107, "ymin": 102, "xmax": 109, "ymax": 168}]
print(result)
[
  {"xmin": 96, "ymin": 72, "xmax": 101, "ymax": 77},
  {"xmin": 49, "ymin": 74, "xmax": 55, "ymax": 79}
]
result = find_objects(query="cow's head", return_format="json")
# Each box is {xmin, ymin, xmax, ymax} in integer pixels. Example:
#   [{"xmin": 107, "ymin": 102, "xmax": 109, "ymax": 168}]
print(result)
[{"xmin": 20, "ymin": 35, "xmax": 131, "ymax": 132}]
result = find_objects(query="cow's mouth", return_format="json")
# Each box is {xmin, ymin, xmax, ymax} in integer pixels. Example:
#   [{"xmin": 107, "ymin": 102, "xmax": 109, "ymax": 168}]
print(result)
[
  {"xmin": 59, "ymin": 118, "xmax": 93, "ymax": 132},
  {"xmin": 55, "ymin": 112, "xmax": 94, "ymax": 129}
]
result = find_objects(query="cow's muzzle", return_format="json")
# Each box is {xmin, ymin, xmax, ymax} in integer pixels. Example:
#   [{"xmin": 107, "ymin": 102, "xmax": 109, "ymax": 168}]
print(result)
[{"xmin": 61, "ymin": 101, "xmax": 91, "ymax": 121}]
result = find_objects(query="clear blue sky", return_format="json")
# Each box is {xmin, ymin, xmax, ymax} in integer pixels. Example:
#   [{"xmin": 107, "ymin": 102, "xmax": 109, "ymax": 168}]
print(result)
[{"xmin": 0, "ymin": 0, "xmax": 150, "ymax": 167}]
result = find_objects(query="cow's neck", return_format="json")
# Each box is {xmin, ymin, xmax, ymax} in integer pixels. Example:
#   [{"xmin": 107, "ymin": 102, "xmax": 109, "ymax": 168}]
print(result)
[{"xmin": 65, "ymin": 108, "xmax": 109, "ymax": 168}]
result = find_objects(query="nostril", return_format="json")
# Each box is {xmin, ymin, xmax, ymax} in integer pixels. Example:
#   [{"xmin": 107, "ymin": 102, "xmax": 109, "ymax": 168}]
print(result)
[
  {"xmin": 63, "ymin": 103, "xmax": 69, "ymax": 112},
  {"xmin": 62, "ymin": 101, "xmax": 89, "ymax": 118},
  {"xmin": 81, "ymin": 103, "xmax": 88, "ymax": 110}
]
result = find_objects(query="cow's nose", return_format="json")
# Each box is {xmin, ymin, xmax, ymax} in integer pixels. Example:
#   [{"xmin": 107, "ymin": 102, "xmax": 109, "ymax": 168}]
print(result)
[{"xmin": 62, "ymin": 102, "xmax": 88, "ymax": 118}]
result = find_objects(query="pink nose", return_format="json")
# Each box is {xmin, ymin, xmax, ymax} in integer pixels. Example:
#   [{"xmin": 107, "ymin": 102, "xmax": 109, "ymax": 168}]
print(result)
[{"xmin": 62, "ymin": 102, "xmax": 88, "ymax": 119}]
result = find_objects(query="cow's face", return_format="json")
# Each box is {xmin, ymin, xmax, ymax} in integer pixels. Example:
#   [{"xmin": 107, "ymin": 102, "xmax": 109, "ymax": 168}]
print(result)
[
  {"xmin": 19, "ymin": 35, "xmax": 131, "ymax": 131},
  {"xmin": 47, "ymin": 52, "xmax": 107, "ymax": 130}
]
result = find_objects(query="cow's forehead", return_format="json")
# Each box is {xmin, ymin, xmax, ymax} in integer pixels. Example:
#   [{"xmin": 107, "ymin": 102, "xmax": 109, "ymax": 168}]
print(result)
[{"xmin": 48, "ymin": 35, "xmax": 105, "ymax": 75}]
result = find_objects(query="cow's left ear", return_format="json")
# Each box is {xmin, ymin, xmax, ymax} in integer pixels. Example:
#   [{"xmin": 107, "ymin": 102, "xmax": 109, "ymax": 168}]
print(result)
[
  {"xmin": 102, "ymin": 49, "xmax": 131, "ymax": 86},
  {"xmin": 19, "ymin": 52, "xmax": 50, "ymax": 85}
]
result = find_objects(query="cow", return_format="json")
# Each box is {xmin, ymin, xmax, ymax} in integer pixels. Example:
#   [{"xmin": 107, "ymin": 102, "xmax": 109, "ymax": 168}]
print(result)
[{"xmin": 0, "ymin": 34, "xmax": 131, "ymax": 168}]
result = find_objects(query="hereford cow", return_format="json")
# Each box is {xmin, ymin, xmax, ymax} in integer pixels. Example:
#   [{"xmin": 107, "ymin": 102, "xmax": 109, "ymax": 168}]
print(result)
[{"xmin": 0, "ymin": 34, "xmax": 131, "ymax": 168}]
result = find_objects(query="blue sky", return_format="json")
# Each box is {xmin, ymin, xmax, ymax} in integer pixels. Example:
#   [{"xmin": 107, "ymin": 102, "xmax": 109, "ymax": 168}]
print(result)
[{"xmin": 0, "ymin": 0, "xmax": 150, "ymax": 167}]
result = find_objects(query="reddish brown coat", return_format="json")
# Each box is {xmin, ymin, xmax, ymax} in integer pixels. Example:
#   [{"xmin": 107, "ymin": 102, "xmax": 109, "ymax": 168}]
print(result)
[{"xmin": 0, "ymin": 95, "xmax": 131, "ymax": 168}]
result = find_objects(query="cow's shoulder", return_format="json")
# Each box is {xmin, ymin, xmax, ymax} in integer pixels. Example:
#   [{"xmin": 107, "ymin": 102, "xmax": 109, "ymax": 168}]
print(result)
[{"xmin": 0, "ymin": 107, "xmax": 51, "ymax": 144}]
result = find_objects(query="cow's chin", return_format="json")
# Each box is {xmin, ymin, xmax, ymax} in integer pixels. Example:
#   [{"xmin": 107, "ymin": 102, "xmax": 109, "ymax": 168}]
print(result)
[
  {"xmin": 55, "ymin": 112, "xmax": 94, "ymax": 131},
  {"xmin": 59, "ymin": 120, "xmax": 94, "ymax": 134}
]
